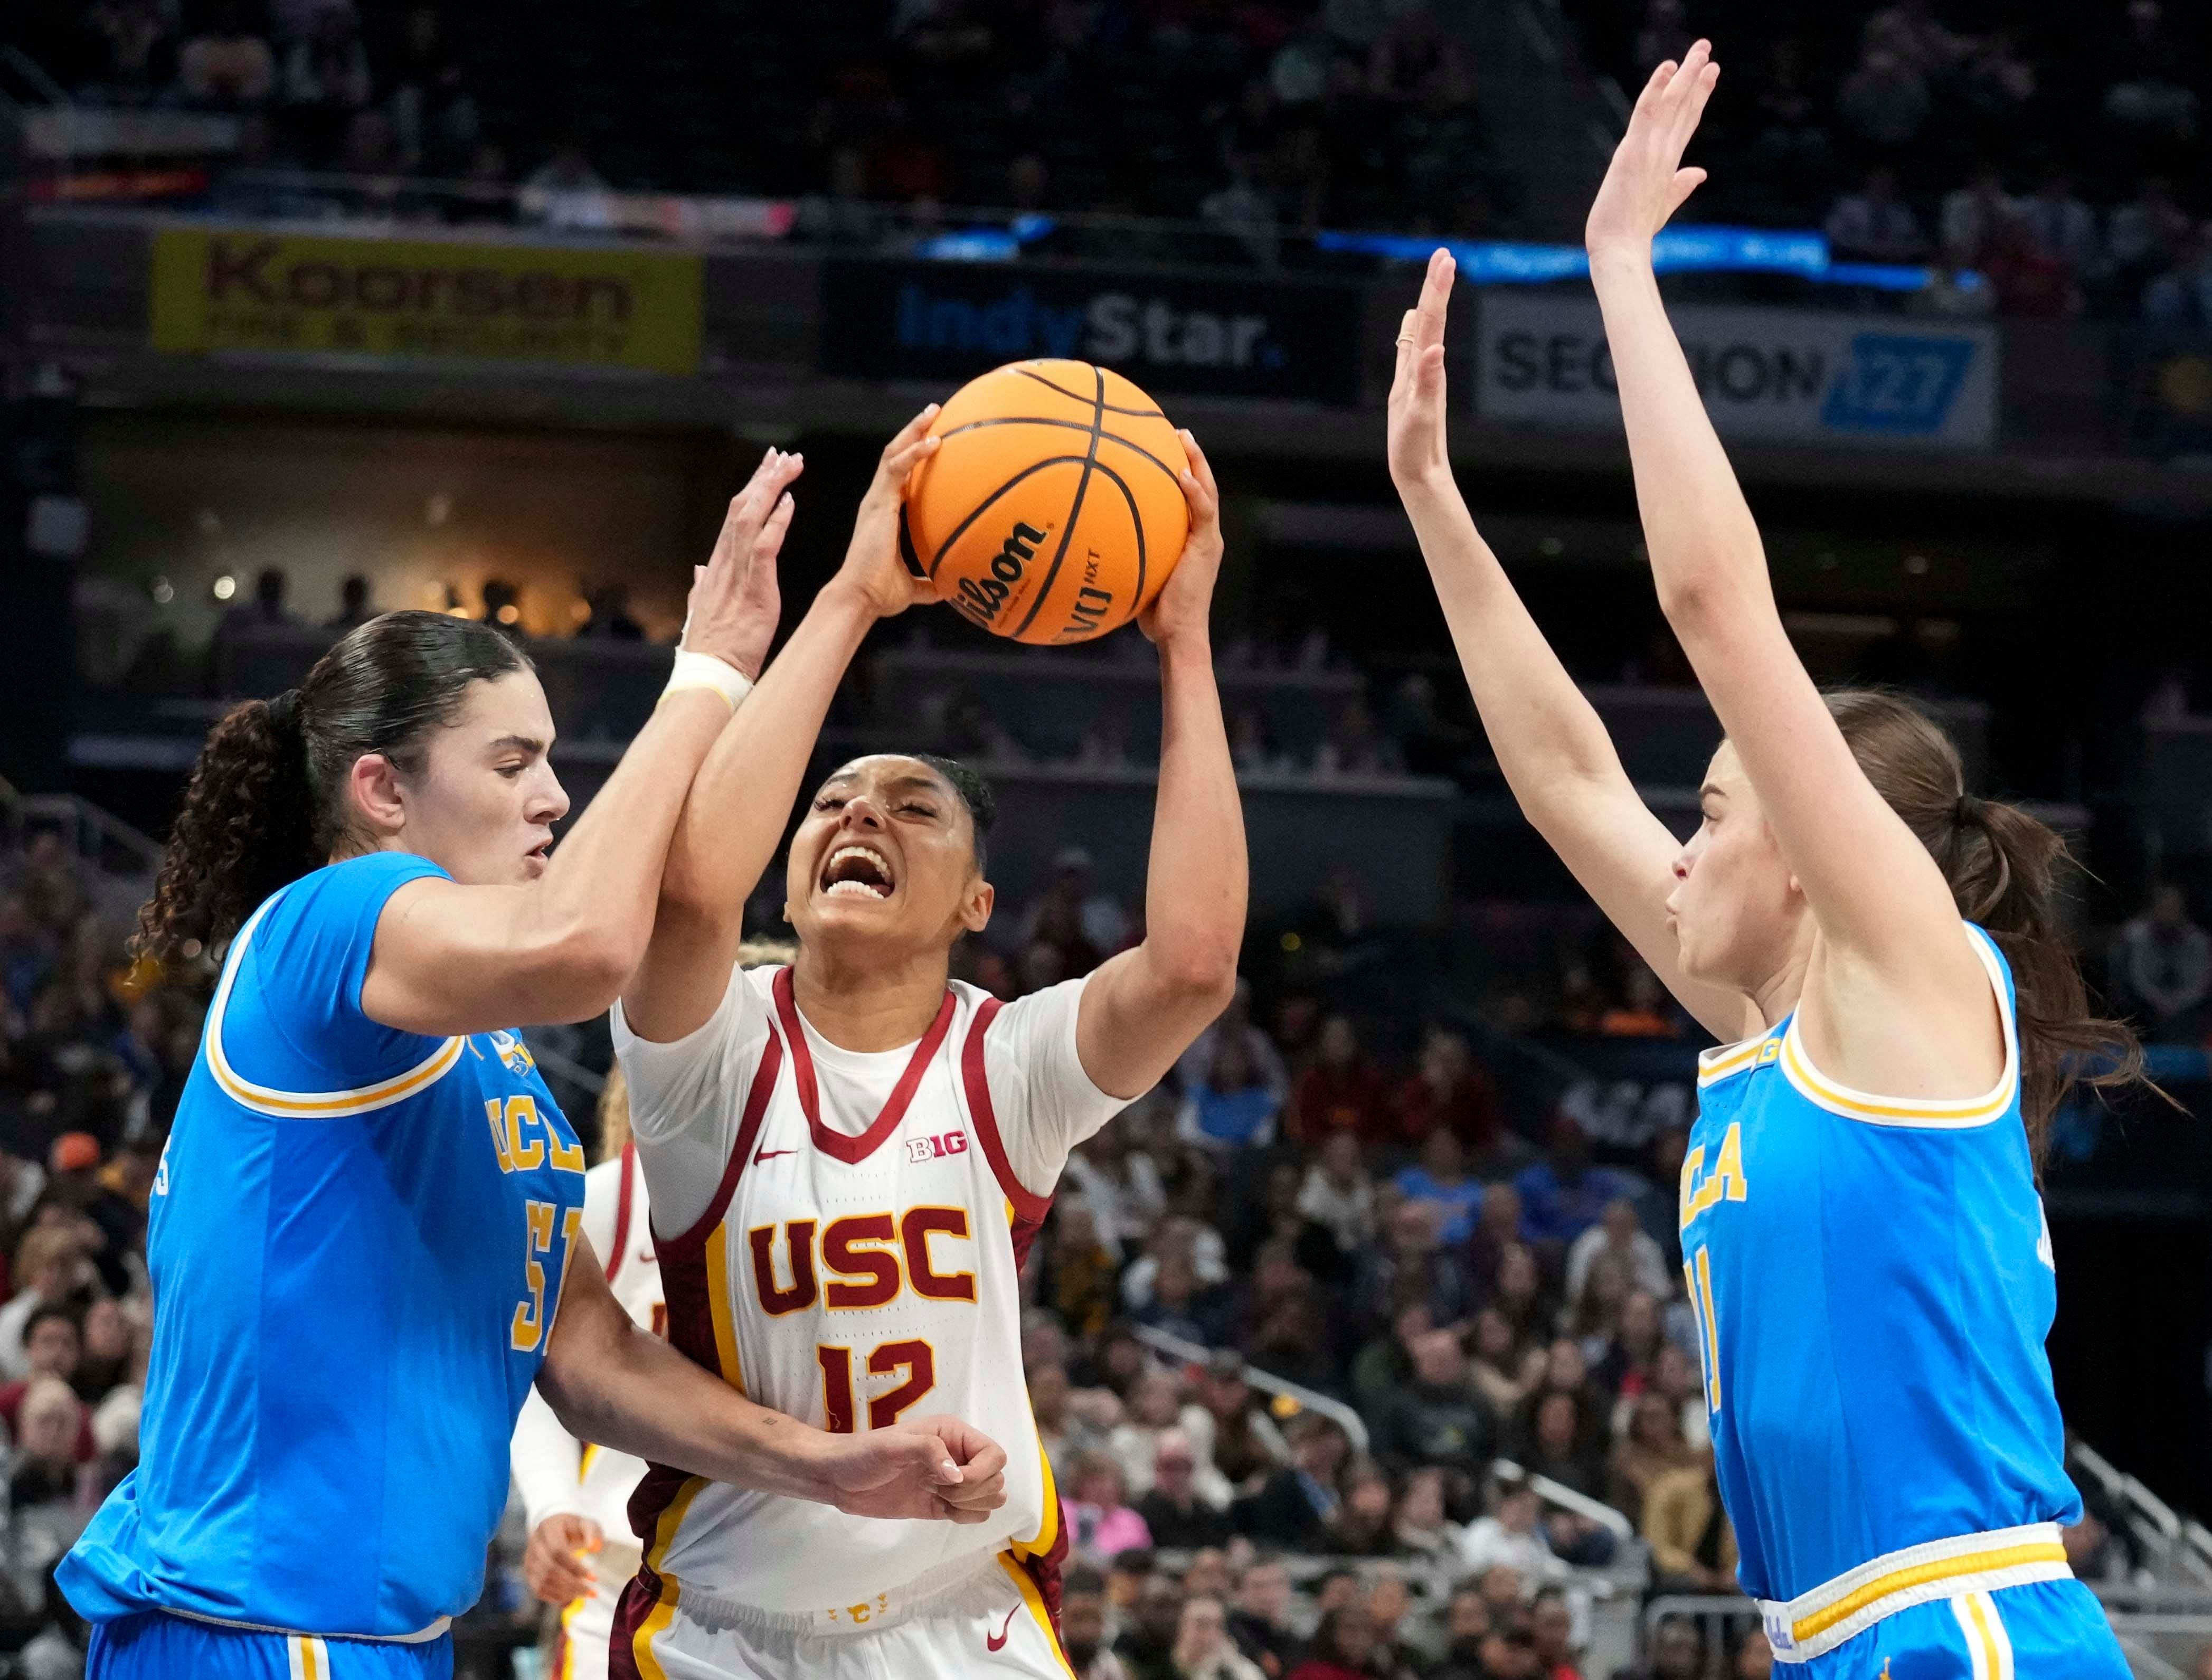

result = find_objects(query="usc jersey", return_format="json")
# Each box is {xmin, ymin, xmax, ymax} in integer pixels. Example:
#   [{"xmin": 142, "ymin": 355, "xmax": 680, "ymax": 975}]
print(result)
[{"xmin": 607, "ymin": 964, "xmax": 1125, "ymax": 1620}]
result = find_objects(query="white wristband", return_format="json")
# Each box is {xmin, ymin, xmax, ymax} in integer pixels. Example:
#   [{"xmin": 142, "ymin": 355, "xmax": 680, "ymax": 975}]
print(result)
[{"xmin": 664, "ymin": 648, "xmax": 753, "ymax": 712}]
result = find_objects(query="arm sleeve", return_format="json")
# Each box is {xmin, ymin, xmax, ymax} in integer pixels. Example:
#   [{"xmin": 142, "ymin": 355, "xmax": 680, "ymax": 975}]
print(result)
[
  {"xmin": 608, "ymin": 966, "xmax": 772, "ymax": 1239},
  {"xmin": 219, "ymin": 853, "xmax": 451, "ymax": 1097},
  {"xmin": 980, "ymin": 975, "xmax": 1136, "ymax": 1200},
  {"xmin": 510, "ymin": 1383, "xmax": 587, "ymax": 1531}
]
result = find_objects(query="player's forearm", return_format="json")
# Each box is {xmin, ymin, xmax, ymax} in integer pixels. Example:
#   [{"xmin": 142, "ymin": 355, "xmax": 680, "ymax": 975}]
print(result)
[
  {"xmin": 659, "ymin": 583, "xmax": 876, "ymax": 920},
  {"xmin": 541, "ymin": 1317, "xmax": 839, "ymax": 1503},
  {"xmin": 1396, "ymin": 474, "xmax": 1637, "ymax": 816},
  {"xmin": 1139, "ymin": 633, "xmax": 1246, "ymax": 998},
  {"xmin": 1587, "ymin": 249, "xmax": 1772, "ymax": 638}
]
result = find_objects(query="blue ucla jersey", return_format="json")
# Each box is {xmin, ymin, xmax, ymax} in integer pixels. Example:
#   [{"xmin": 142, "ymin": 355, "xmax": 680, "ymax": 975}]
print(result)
[
  {"xmin": 1680, "ymin": 923, "xmax": 2079, "ymax": 1603},
  {"xmin": 60, "ymin": 853, "xmax": 589, "ymax": 1641}
]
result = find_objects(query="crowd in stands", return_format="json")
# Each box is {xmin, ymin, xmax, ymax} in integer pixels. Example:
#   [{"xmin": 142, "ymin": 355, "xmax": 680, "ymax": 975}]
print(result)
[
  {"xmin": 24, "ymin": 0, "xmax": 1502, "ymax": 242},
  {"xmin": 1570, "ymin": 0, "xmax": 2212, "ymax": 319}
]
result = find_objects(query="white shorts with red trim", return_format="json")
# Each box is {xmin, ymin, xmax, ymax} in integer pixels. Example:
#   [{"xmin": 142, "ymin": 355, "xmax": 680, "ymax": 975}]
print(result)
[{"xmin": 613, "ymin": 1551, "xmax": 1072, "ymax": 1680}]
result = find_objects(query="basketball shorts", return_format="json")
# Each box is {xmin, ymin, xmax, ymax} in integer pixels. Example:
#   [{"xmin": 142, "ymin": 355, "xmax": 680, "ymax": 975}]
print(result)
[
  {"xmin": 1797, "ymin": 1580, "xmax": 2129, "ymax": 1679},
  {"xmin": 87, "ymin": 1611, "xmax": 452, "ymax": 1679},
  {"xmin": 609, "ymin": 1550, "xmax": 1070, "ymax": 1680}
]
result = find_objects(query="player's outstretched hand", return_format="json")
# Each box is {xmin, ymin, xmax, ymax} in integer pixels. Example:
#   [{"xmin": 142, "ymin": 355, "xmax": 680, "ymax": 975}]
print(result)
[
  {"xmin": 1140, "ymin": 429, "xmax": 1223, "ymax": 648},
  {"xmin": 825, "ymin": 1413, "xmax": 1010, "ymax": 1523},
  {"xmin": 838, "ymin": 405, "xmax": 944, "ymax": 621},
  {"xmin": 1386, "ymin": 248, "xmax": 1457, "ymax": 493},
  {"xmin": 521, "ymin": 1512, "xmax": 602, "ymax": 1606},
  {"xmin": 1585, "ymin": 37, "xmax": 1719, "ymax": 263},
  {"xmin": 683, "ymin": 447, "xmax": 805, "ymax": 679}
]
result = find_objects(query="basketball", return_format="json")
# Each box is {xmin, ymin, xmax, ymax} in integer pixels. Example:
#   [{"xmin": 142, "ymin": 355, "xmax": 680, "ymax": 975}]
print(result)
[{"xmin": 902, "ymin": 360, "xmax": 1191, "ymax": 646}]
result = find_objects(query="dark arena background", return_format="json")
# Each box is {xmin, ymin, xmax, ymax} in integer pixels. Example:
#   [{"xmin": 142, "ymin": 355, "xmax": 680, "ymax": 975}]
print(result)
[{"xmin": 5, "ymin": 1, "xmax": 2212, "ymax": 1675}]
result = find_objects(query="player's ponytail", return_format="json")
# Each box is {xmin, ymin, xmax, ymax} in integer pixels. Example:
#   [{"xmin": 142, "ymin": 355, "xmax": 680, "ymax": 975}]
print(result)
[
  {"xmin": 1826, "ymin": 690, "xmax": 2150, "ymax": 1164},
  {"xmin": 139, "ymin": 611, "xmax": 529, "ymax": 962}
]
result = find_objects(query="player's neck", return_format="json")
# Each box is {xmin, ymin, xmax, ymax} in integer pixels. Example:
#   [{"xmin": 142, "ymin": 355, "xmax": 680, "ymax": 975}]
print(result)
[{"xmin": 790, "ymin": 945, "xmax": 953, "ymax": 1052}]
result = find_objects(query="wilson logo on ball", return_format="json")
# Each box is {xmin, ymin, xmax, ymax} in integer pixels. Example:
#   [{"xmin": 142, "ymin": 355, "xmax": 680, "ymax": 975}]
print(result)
[{"xmin": 954, "ymin": 520, "xmax": 1047, "ymax": 624}]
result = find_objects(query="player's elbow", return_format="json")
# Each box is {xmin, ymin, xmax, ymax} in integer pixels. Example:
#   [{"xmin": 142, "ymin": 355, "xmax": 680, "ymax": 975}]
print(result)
[
  {"xmin": 1149, "ymin": 941, "xmax": 1240, "ymax": 1014},
  {"xmin": 536, "ymin": 921, "xmax": 647, "ymax": 1021}
]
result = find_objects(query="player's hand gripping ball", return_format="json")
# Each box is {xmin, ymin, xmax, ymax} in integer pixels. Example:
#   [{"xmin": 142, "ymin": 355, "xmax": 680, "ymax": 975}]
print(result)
[{"xmin": 901, "ymin": 360, "xmax": 1191, "ymax": 645}]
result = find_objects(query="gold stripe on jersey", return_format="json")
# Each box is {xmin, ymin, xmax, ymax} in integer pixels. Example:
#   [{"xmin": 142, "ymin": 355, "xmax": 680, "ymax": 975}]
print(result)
[
  {"xmin": 645, "ymin": 1477, "xmax": 708, "ymax": 1575},
  {"xmin": 704, "ymin": 1225, "xmax": 746, "ymax": 1391},
  {"xmin": 996, "ymin": 1553, "xmax": 1079, "ymax": 1680},
  {"xmin": 1011, "ymin": 1444, "xmax": 1061, "ymax": 1559},
  {"xmin": 629, "ymin": 1570, "xmax": 682, "ymax": 1680}
]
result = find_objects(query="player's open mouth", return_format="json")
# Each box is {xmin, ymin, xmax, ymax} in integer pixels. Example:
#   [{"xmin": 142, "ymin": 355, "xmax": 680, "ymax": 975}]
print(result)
[{"xmin": 820, "ymin": 844, "xmax": 896, "ymax": 900}]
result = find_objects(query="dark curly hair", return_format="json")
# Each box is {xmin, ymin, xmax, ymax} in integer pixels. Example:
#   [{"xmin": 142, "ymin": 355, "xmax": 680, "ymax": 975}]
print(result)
[{"xmin": 138, "ymin": 611, "xmax": 530, "ymax": 960}]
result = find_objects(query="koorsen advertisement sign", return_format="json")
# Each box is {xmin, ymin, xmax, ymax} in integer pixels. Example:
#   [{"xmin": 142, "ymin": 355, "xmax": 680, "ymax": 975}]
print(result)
[
  {"xmin": 821, "ymin": 260, "xmax": 1362, "ymax": 404},
  {"xmin": 1475, "ymin": 293, "xmax": 1998, "ymax": 449}
]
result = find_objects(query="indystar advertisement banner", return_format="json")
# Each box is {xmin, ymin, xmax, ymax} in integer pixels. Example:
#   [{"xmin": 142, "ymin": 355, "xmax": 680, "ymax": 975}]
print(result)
[
  {"xmin": 150, "ymin": 229, "xmax": 703, "ymax": 373},
  {"xmin": 821, "ymin": 260, "xmax": 1362, "ymax": 403},
  {"xmin": 1475, "ymin": 294, "xmax": 1998, "ymax": 449}
]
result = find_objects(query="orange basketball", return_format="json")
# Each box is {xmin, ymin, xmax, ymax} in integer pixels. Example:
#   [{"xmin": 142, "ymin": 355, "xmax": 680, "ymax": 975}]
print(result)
[{"xmin": 902, "ymin": 360, "xmax": 1190, "ymax": 646}]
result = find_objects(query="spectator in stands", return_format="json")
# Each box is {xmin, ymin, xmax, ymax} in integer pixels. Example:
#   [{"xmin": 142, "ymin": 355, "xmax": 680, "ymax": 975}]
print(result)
[
  {"xmin": 1289, "ymin": 1015, "xmax": 1392, "ymax": 1147},
  {"xmin": 387, "ymin": 5, "xmax": 478, "ymax": 176},
  {"xmin": 1394, "ymin": 1128, "xmax": 1485, "ymax": 1247},
  {"xmin": 2144, "ymin": 222, "xmax": 2212, "ymax": 327},
  {"xmin": 1023, "ymin": 845, "xmax": 1132, "ymax": 959},
  {"xmin": 1458, "ymin": 1479, "xmax": 1565, "ymax": 1586},
  {"xmin": 1986, "ymin": 209, "xmax": 2079, "ymax": 317},
  {"xmin": 80, "ymin": 0, "xmax": 177, "ymax": 107},
  {"xmin": 1644, "ymin": 1457, "xmax": 1738, "ymax": 1597},
  {"xmin": 1363, "ymin": 1571, "xmax": 1429, "ymax": 1680},
  {"xmin": 1185, "ymin": 1352, "xmax": 1290, "ymax": 1500},
  {"xmin": 1597, "ymin": 959, "xmax": 1679, "ymax": 1036},
  {"xmin": 1180, "ymin": 981, "xmax": 1291, "ymax": 1103},
  {"xmin": 1, "ymin": 1225, "xmax": 98, "ymax": 1380},
  {"xmin": 323, "ymin": 573, "xmax": 375, "ymax": 632},
  {"xmin": 1297, "ymin": 1134, "xmax": 1378, "ymax": 1261},
  {"xmin": 1517, "ymin": 1388, "xmax": 1608, "ymax": 1509},
  {"xmin": 1610, "ymin": 1392, "xmax": 1703, "ymax": 1524},
  {"xmin": 1527, "ymin": 1587, "xmax": 1581, "ymax": 1680},
  {"xmin": 1119, "ymin": 1571, "xmax": 1191, "ymax": 1680},
  {"xmin": 1620, "ymin": 1619, "xmax": 1706, "ymax": 1680},
  {"xmin": 1034, "ymin": 1359, "xmax": 1108, "ymax": 1477},
  {"xmin": 1070, "ymin": 1450, "xmax": 1155, "ymax": 1562},
  {"xmin": 1372, "ymin": 1326, "xmax": 1497, "ymax": 1478},
  {"xmin": 1323, "ymin": 1457, "xmax": 1398, "ymax": 1557},
  {"xmin": 1825, "ymin": 167, "xmax": 1925, "ymax": 265},
  {"xmin": 1392, "ymin": 1461, "xmax": 1462, "ymax": 1559},
  {"xmin": 178, "ymin": 0, "xmax": 276, "ymax": 111},
  {"xmin": 1064, "ymin": 1566, "xmax": 1129, "ymax": 1680},
  {"xmin": 1179, "ymin": 1033, "xmax": 1283, "ymax": 1152},
  {"xmin": 1515, "ymin": 1118, "xmax": 1637, "ymax": 1250},
  {"xmin": 7, "ymin": 1374, "xmax": 96, "ymax": 1525},
  {"xmin": 2019, "ymin": 167, "xmax": 2101, "ymax": 278},
  {"xmin": 279, "ymin": 3, "xmax": 374, "ymax": 165},
  {"xmin": 1226, "ymin": 1558, "xmax": 1299, "ymax": 1679},
  {"xmin": 1836, "ymin": 46, "xmax": 1930, "ymax": 154},
  {"xmin": 1234, "ymin": 1412, "xmax": 1349, "ymax": 1550},
  {"xmin": 1353, "ymin": 1199, "xmax": 1474, "ymax": 1338},
  {"xmin": 1469, "ymin": 1305, "xmax": 1546, "ymax": 1419},
  {"xmin": 1287, "ymin": 1606, "xmax": 1380, "ymax": 1680},
  {"xmin": 1315, "ymin": 696, "xmax": 1404, "ymax": 778},
  {"xmin": 2109, "ymin": 177, "xmax": 2193, "ymax": 299},
  {"xmin": 1172, "ymin": 1594, "xmax": 1269, "ymax": 1680},
  {"xmin": 1138, "ymin": 1428, "xmax": 1235, "ymax": 1549},
  {"xmin": 1111, "ymin": 1368, "xmax": 1189, "ymax": 1495},
  {"xmin": 74, "ymin": 1295, "xmax": 133, "ymax": 1403},
  {"xmin": 576, "ymin": 582, "xmax": 645, "ymax": 641},
  {"xmin": 1390, "ymin": 1025, "xmax": 1503, "ymax": 1158},
  {"xmin": 1940, "ymin": 163, "xmax": 2014, "ymax": 267},
  {"xmin": 220, "ymin": 566, "xmax": 303, "ymax": 635},
  {"xmin": 1565, "ymin": 1197, "xmax": 1671, "ymax": 1310},
  {"xmin": 2111, "ymin": 882, "xmax": 2212, "ymax": 1039},
  {"xmin": 1430, "ymin": 1587, "xmax": 1494, "ymax": 1680},
  {"xmin": 522, "ymin": 138, "xmax": 616, "ymax": 232}
]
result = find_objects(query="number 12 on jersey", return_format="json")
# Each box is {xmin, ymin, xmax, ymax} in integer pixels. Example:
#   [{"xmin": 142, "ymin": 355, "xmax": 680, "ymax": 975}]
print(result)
[
  {"xmin": 1686, "ymin": 1245, "xmax": 1722, "ymax": 1413},
  {"xmin": 817, "ymin": 1339, "xmax": 937, "ymax": 1432}
]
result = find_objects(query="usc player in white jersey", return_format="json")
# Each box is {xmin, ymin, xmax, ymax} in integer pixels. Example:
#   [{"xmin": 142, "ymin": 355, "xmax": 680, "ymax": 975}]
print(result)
[
  {"xmin": 512, "ymin": 943, "xmax": 796, "ymax": 1678},
  {"xmin": 606, "ymin": 409, "xmax": 1247, "ymax": 1680}
]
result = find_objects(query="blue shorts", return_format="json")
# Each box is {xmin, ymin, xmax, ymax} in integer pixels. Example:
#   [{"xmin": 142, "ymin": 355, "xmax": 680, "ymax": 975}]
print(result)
[
  {"xmin": 1804, "ymin": 1580, "xmax": 2126, "ymax": 1679},
  {"xmin": 87, "ymin": 1612, "xmax": 453, "ymax": 1679}
]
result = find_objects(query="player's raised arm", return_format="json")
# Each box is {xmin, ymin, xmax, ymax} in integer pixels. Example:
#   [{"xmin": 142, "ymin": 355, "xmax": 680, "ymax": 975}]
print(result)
[
  {"xmin": 619, "ymin": 411, "xmax": 941, "ymax": 1044},
  {"xmin": 1584, "ymin": 43, "xmax": 1996, "ymax": 1060},
  {"xmin": 1075, "ymin": 435, "xmax": 1247, "ymax": 1097},
  {"xmin": 536, "ymin": 1239, "xmax": 1008, "ymax": 1521},
  {"xmin": 1386, "ymin": 248, "xmax": 1756, "ymax": 1041},
  {"xmin": 349, "ymin": 451, "xmax": 802, "ymax": 1034}
]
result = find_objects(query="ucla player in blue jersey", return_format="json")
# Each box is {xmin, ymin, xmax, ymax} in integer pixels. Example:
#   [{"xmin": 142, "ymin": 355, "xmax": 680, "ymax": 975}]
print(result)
[
  {"xmin": 1386, "ymin": 47, "xmax": 2151, "ymax": 1679},
  {"xmin": 58, "ymin": 440, "xmax": 1009, "ymax": 1680}
]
